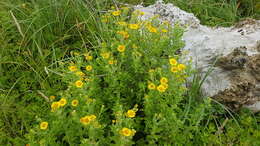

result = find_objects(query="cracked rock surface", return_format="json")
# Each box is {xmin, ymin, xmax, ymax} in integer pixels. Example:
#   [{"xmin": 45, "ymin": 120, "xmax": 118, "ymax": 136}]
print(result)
[{"xmin": 136, "ymin": 1, "xmax": 260, "ymax": 112}]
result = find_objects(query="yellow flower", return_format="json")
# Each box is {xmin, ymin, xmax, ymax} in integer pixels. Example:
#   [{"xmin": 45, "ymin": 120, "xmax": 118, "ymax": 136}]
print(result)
[
  {"xmin": 59, "ymin": 98, "xmax": 67, "ymax": 107},
  {"xmin": 148, "ymin": 83, "xmax": 156, "ymax": 90},
  {"xmin": 51, "ymin": 101, "xmax": 60, "ymax": 111},
  {"xmin": 148, "ymin": 26, "xmax": 157, "ymax": 33},
  {"xmin": 129, "ymin": 24, "xmax": 140, "ymax": 30},
  {"xmin": 169, "ymin": 58, "xmax": 178, "ymax": 66},
  {"xmin": 50, "ymin": 95, "xmax": 56, "ymax": 100},
  {"xmin": 112, "ymin": 119, "xmax": 116, "ymax": 124},
  {"xmin": 161, "ymin": 83, "xmax": 169, "ymax": 89},
  {"xmin": 75, "ymin": 80, "xmax": 84, "ymax": 88},
  {"xmin": 161, "ymin": 29, "xmax": 168, "ymax": 33},
  {"xmin": 120, "ymin": 128, "xmax": 135, "ymax": 137},
  {"xmin": 177, "ymin": 64, "xmax": 186, "ymax": 71},
  {"xmin": 117, "ymin": 21, "xmax": 127, "ymax": 26},
  {"xmin": 101, "ymin": 52, "xmax": 110, "ymax": 59},
  {"xmin": 160, "ymin": 77, "xmax": 168, "ymax": 84},
  {"xmin": 80, "ymin": 116, "xmax": 91, "ymax": 125},
  {"xmin": 157, "ymin": 84, "xmax": 166, "ymax": 92},
  {"xmin": 80, "ymin": 115, "xmax": 96, "ymax": 125},
  {"xmin": 68, "ymin": 65, "xmax": 77, "ymax": 72},
  {"xmin": 85, "ymin": 55, "xmax": 93, "ymax": 61},
  {"xmin": 171, "ymin": 66, "xmax": 178, "ymax": 73},
  {"xmin": 40, "ymin": 122, "xmax": 48, "ymax": 130},
  {"xmin": 126, "ymin": 110, "xmax": 136, "ymax": 118},
  {"xmin": 86, "ymin": 65, "xmax": 93, "ymax": 71},
  {"xmin": 71, "ymin": 99, "xmax": 79, "ymax": 107},
  {"xmin": 75, "ymin": 71, "xmax": 85, "ymax": 77},
  {"xmin": 112, "ymin": 10, "xmax": 121, "ymax": 16},
  {"xmin": 117, "ymin": 45, "xmax": 126, "ymax": 52},
  {"xmin": 117, "ymin": 31, "xmax": 129, "ymax": 39}
]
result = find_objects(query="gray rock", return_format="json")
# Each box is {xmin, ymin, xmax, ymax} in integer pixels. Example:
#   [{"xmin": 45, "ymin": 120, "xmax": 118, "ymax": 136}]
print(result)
[{"xmin": 136, "ymin": 1, "xmax": 260, "ymax": 112}]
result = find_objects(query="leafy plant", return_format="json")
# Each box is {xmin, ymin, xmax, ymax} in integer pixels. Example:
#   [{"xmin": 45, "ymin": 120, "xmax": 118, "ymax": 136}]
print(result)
[
  {"xmin": 24, "ymin": 7, "xmax": 200, "ymax": 145},
  {"xmin": 1, "ymin": 0, "xmax": 260, "ymax": 145}
]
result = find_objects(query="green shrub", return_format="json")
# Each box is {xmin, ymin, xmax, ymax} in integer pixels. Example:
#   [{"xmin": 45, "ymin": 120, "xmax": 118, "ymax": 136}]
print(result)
[{"xmin": 24, "ymin": 8, "xmax": 211, "ymax": 145}]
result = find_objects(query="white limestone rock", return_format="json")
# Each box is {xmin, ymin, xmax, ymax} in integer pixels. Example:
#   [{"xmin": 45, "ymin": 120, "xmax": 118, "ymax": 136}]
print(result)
[{"xmin": 136, "ymin": 1, "xmax": 260, "ymax": 112}]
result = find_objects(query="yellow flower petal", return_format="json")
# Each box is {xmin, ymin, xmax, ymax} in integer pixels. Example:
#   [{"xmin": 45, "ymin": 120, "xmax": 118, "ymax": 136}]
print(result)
[
  {"xmin": 75, "ymin": 80, "xmax": 84, "ymax": 88},
  {"xmin": 169, "ymin": 58, "xmax": 178, "ymax": 66},
  {"xmin": 129, "ymin": 24, "xmax": 140, "ymax": 30},
  {"xmin": 71, "ymin": 99, "xmax": 79, "ymax": 107},
  {"xmin": 86, "ymin": 65, "xmax": 93, "ymax": 71},
  {"xmin": 40, "ymin": 122, "xmax": 48, "ymax": 130},
  {"xmin": 117, "ymin": 45, "xmax": 126, "ymax": 52},
  {"xmin": 112, "ymin": 10, "xmax": 121, "ymax": 16},
  {"xmin": 126, "ymin": 110, "xmax": 136, "ymax": 118}
]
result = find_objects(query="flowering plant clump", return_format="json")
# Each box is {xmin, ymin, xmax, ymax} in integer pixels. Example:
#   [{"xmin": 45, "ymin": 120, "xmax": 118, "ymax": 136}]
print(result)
[{"xmin": 25, "ymin": 7, "xmax": 212, "ymax": 145}]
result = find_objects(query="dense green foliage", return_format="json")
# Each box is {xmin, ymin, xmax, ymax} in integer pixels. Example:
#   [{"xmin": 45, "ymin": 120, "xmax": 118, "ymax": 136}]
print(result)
[{"xmin": 0, "ymin": 0, "xmax": 259, "ymax": 145}]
